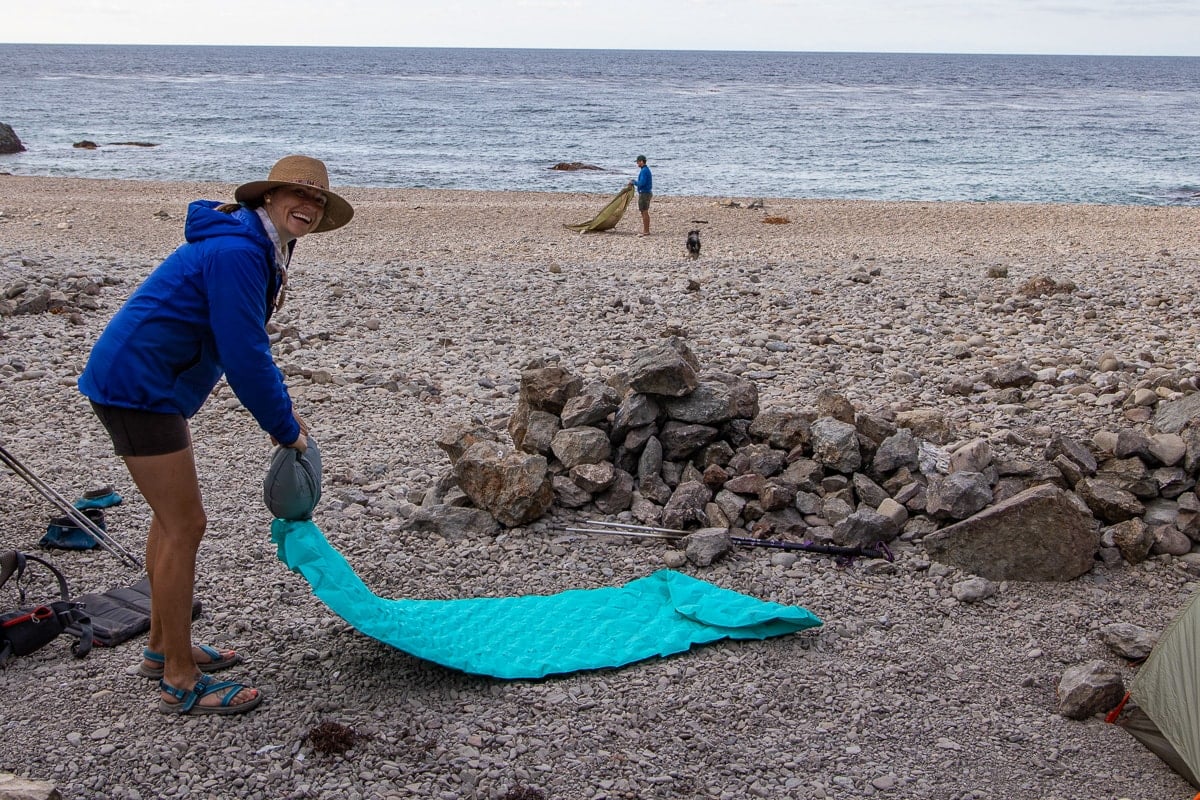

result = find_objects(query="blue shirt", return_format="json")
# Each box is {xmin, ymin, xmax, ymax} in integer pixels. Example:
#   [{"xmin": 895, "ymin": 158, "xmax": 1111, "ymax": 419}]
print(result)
[{"xmin": 634, "ymin": 165, "xmax": 652, "ymax": 194}]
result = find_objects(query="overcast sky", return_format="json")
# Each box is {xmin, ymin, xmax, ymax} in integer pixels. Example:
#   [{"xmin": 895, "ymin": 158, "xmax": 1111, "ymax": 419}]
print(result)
[{"xmin": 5, "ymin": 0, "xmax": 1197, "ymax": 56}]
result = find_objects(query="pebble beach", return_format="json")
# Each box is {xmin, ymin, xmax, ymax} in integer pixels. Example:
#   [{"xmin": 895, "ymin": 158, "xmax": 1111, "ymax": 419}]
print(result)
[{"xmin": 1, "ymin": 174, "xmax": 1199, "ymax": 800}]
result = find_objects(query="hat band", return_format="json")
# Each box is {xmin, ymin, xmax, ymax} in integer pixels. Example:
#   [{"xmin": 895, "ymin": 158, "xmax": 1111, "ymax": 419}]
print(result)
[{"xmin": 286, "ymin": 179, "xmax": 329, "ymax": 191}]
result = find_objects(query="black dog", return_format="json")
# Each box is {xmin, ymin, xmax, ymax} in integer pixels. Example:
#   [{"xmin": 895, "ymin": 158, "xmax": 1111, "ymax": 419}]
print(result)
[{"xmin": 686, "ymin": 229, "xmax": 701, "ymax": 259}]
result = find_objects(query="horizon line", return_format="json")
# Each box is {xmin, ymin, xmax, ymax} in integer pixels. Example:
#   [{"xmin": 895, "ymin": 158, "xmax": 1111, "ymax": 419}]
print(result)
[{"xmin": 1, "ymin": 42, "xmax": 1197, "ymax": 59}]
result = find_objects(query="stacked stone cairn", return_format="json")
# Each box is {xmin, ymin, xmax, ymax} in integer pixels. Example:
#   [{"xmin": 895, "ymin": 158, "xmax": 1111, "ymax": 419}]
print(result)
[{"xmin": 429, "ymin": 337, "xmax": 1200, "ymax": 579}]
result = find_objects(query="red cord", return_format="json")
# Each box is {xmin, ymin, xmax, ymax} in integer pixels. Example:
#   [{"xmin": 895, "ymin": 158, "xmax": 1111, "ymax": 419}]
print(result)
[{"xmin": 1104, "ymin": 692, "xmax": 1131, "ymax": 724}]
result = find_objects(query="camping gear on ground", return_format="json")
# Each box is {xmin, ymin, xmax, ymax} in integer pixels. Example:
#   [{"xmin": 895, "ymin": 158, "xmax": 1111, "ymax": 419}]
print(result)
[
  {"xmin": 1109, "ymin": 590, "xmax": 1200, "ymax": 790},
  {"xmin": 73, "ymin": 485, "xmax": 122, "ymax": 510},
  {"xmin": 64, "ymin": 576, "xmax": 202, "ymax": 648},
  {"xmin": 564, "ymin": 184, "xmax": 634, "ymax": 232},
  {"xmin": 566, "ymin": 520, "xmax": 895, "ymax": 562},
  {"xmin": 263, "ymin": 436, "xmax": 322, "ymax": 521},
  {"xmin": 0, "ymin": 550, "xmax": 92, "ymax": 664},
  {"xmin": 271, "ymin": 517, "xmax": 822, "ymax": 680},
  {"xmin": 0, "ymin": 442, "xmax": 141, "ymax": 569},
  {"xmin": 39, "ymin": 508, "xmax": 106, "ymax": 551}
]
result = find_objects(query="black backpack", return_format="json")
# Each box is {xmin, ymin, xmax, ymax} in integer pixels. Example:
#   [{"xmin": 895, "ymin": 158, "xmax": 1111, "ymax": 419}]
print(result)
[{"xmin": 0, "ymin": 550, "xmax": 93, "ymax": 664}]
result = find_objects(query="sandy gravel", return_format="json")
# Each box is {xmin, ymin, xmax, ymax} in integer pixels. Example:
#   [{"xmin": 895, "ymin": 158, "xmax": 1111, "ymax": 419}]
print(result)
[{"xmin": 1, "ymin": 175, "xmax": 1199, "ymax": 800}]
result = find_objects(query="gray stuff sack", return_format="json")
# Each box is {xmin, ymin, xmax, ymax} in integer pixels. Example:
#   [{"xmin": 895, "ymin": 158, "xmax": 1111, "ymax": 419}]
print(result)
[{"xmin": 263, "ymin": 436, "xmax": 322, "ymax": 520}]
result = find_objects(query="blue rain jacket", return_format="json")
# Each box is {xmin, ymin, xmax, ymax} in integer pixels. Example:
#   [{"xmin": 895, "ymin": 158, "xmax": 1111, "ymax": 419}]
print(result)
[
  {"xmin": 634, "ymin": 164, "xmax": 653, "ymax": 194},
  {"xmin": 79, "ymin": 201, "xmax": 300, "ymax": 446}
]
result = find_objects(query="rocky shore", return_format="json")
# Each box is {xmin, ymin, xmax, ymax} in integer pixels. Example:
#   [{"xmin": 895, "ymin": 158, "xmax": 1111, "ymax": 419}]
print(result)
[{"xmin": 1, "ymin": 175, "xmax": 1199, "ymax": 800}]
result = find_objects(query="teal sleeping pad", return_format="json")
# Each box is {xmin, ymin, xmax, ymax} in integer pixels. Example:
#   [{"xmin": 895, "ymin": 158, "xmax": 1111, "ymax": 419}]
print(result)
[{"xmin": 272, "ymin": 519, "xmax": 823, "ymax": 679}]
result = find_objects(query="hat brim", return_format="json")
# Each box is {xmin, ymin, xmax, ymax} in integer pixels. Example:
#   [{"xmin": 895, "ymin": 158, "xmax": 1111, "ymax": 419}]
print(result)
[{"xmin": 235, "ymin": 180, "xmax": 354, "ymax": 233}]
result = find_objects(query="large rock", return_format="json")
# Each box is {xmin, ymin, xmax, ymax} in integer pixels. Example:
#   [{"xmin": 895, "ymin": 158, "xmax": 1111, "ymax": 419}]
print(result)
[
  {"xmin": 626, "ymin": 338, "xmax": 699, "ymax": 397},
  {"xmin": 661, "ymin": 481, "xmax": 712, "ymax": 530},
  {"xmin": 1075, "ymin": 477, "xmax": 1145, "ymax": 523},
  {"xmin": 519, "ymin": 364, "xmax": 582, "ymax": 414},
  {"xmin": 1153, "ymin": 391, "xmax": 1200, "ymax": 434},
  {"xmin": 662, "ymin": 381, "xmax": 735, "ymax": 425},
  {"xmin": 560, "ymin": 382, "xmax": 620, "ymax": 428},
  {"xmin": 404, "ymin": 505, "xmax": 502, "ymax": 540},
  {"xmin": 550, "ymin": 426, "xmax": 611, "ymax": 469},
  {"xmin": 832, "ymin": 508, "xmax": 900, "ymax": 548},
  {"xmin": 453, "ymin": 441, "xmax": 554, "ymax": 527},
  {"xmin": 1056, "ymin": 660, "xmax": 1125, "ymax": 720},
  {"xmin": 923, "ymin": 484, "xmax": 1098, "ymax": 581},
  {"xmin": 925, "ymin": 471, "xmax": 992, "ymax": 520},
  {"xmin": 435, "ymin": 421, "xmax": 499, "ymax": 464},
  {"xmin": 0, "ymin": 124, "xmax": 25, "ymax": 155},
  {"xmin": 809, "ymin": 416, "xmax": 861, "ymax": 473},
  {"xmin": 894, "ymin": 408, "xmax": 952, "ymax": 444},
  {"xmin": 748, "ymin": 407, "xmax": 811, "ymax": 450},
  {"xmin": 872, "ymin": 428, "xmax": 920, "ymax": 474}
]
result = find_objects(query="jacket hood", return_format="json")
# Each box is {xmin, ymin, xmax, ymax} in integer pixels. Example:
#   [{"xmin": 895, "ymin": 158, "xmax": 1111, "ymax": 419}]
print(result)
[{"xmin": 184, "ymin": 200, "xmax": 271, "ymax": 248}]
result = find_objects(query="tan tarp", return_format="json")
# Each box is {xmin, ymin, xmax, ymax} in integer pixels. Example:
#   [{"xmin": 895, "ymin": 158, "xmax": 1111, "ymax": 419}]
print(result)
[
  {"xmin": 564, "ymin": 185, "xmax": 634, "ymax": 232},
  {"xmin": 1122, "ymin": 590, "xmax": 1200, "ymax": 789}
]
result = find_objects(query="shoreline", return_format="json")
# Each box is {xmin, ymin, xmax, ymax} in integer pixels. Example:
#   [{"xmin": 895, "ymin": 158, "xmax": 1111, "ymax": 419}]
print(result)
[
  {"xmin": 4, "ymin": 174, "xmax": 1197, "ymax": 270},
  {"xmin": 1, "ymin": 174, "xmax": 1199, "ymax": 799}
]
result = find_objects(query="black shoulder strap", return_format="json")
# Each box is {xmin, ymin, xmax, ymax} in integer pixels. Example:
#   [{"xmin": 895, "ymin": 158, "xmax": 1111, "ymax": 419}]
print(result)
[
  {"xmin": 62, "ymin": 604, "xmax": 93, "ymax": 658},
  {"xmin": 16, "ymin": 552, "xmax": 73, "ymax": 603},
  {"xmin": 0, "ymin": 550, "xmax": 28, "ymax": 606}
]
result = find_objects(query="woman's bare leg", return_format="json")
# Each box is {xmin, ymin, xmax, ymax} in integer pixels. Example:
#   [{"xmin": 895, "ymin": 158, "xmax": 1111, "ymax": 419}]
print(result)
[{"xmin": 124, "ymin": 446, "xmax": 256, "ymax": 709}]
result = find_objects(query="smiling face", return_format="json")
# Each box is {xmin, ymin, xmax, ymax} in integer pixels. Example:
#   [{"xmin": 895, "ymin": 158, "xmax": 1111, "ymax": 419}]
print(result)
[{"xmin": 264, "ymin": 185, "xmax": 327, "ymax": 241}]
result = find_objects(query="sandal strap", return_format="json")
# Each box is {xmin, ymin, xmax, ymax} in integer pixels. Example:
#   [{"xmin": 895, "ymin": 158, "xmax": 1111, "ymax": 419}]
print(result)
[
  {"xmin": 144, "ymin": 644, "xmax": 231, "ymax": 664},
  {"xmin": 159, "ymin": 674, "xmax": 252, "ymax": 713},
  {"xmin": 194, "ymin": 643, "xmax": 222, "ymax": 661}
]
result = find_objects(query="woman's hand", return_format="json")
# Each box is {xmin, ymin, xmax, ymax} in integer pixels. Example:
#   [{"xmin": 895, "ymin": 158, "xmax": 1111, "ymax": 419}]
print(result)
[{"xmin": 272, "ymin": 411, "xmax": 309, "ymax": 452}]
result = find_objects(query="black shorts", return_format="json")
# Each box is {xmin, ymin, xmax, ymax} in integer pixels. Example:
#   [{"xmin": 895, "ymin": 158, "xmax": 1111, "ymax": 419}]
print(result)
[
  {"xmin": 90, "ymin": 402, "xmax": 190, "ymax": 457},
  {"xmin": 638, "ymin": 192, "xmax": 652, "ymax": 212}
]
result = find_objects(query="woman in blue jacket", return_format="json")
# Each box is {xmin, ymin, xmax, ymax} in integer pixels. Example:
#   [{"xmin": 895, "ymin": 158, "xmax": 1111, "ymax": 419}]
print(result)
[{"xmin": 79, "ymin": 155, "xmax": 353, "ymax": 715}]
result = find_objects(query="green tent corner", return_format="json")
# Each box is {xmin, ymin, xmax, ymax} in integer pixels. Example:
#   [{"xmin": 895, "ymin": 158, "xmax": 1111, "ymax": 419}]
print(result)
[
  {"xmin": 564, "ymin": 184, "xmax": 634, "ymax": 233},
  {"xmin": 1115, "ymin": 590, "xmax": 1200, "ymax": 790}
]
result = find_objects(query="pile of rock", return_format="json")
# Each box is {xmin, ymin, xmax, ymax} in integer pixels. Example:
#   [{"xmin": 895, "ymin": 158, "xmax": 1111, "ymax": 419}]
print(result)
[{"xmin": 426, "ymin": 337, "xmax": 1200, "ymax": 580}]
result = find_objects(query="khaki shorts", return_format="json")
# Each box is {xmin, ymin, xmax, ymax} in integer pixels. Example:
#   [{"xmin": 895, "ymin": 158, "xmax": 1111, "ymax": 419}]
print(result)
[{"xmin": 637, "ymin": 192, "xmax": 652, "ymax": 212}]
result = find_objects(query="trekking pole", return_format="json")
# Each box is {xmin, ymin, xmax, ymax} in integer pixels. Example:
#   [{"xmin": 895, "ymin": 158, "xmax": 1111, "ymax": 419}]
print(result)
[
  {"xmin": 566, "ymin": 520, "xmax": 893, "ymax": 561},
  {"xmin": 0, "ymin": 442, "xmax": 142, "ymax": 570}
]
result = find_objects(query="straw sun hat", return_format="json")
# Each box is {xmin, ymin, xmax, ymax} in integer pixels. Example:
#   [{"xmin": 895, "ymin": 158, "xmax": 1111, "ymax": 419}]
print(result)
[{"xmin": 235, "ymin": 154, "xmax": 354, "ymax": 233}]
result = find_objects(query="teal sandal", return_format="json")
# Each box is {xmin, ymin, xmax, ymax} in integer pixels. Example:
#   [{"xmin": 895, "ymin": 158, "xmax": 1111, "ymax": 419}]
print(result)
[
  {"xmin": 138, "ymin": 644, "xmax": 242, "ymax": 679},
  {"xmin": 158, "ymin": 674, "xmax": 262, "ymax": 716}
]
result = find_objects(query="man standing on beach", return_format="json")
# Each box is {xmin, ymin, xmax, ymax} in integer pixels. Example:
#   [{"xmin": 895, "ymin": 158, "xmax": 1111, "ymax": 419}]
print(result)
[{"xmin": 629, "ymin": 155, "xmax": 652, "ymax": 236}]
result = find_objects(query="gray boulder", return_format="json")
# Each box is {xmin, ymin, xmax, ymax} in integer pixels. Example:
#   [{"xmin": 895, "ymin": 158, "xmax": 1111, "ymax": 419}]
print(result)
[
  {"xmin": 453, "ymin": 441, "xmax": 554, "ymax": 527},
  {"xmin": 626, "ymin": 338, "xmax": 699, "ymax": 397},
  {"xmin": 810, "ymin": 416, "xmax": 861, "ymax": 473},
  {"xmin": 1075, "ymin": 477, "xmax": 1145, "ymax": 524},
  {"xmin": 685, "ymin": 528, "xmax": 731, "ymax": 567},
  {"xmin": 923, "ymin": 484, "xmax": 1098, "ymax": 581},
  {"xmin": 404, "ymin": 504, "xmax": 503, "ymax": 540},
  {"xmin": 1056, "ymin": 660, "xmax": 1125, "ymax": 720},
  {"xmin": 662, "ymin": 481, "xmax": 712, "ymax": 531},
  {"xmin": 925, "ymin": 471, "xmax": 993, "ymax": 520},
  {"xmin": 663, "ymin": 381, "xmax": 735, "ymax": 425},
  {"xmin": 550, "ymin": 426, "xmax": 611, "ymax": 469},
  {"xmin": 1153, "ymin": 391, "xmax": 1200, "ymax": 433},
  {"xmin": 0, "ymin": 123, "xmax": 25, "ymax": 155}
]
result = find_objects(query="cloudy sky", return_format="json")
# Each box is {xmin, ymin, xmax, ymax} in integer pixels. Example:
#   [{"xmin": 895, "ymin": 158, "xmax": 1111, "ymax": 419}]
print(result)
[{"xmin": 5, "ymin": 0, "xmax": 1197, "ymax": 56}]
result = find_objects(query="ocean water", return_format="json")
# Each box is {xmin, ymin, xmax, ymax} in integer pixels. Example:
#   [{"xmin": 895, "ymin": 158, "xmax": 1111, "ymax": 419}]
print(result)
[{"xmin": 1, "ymin": 44, "xmax": 1197, "ymax": 205}]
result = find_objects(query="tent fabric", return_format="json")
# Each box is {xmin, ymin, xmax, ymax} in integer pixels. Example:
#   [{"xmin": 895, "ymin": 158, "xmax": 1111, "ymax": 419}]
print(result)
[
  {"xmin": 271, "ymin": 518, "xmax": 822, "ymax": 679},
  {"xmin": 1118, "ymin": 707, "xmax": 1200, "ymax": 789},
  {"xmin": 564, "ymin": 185, "xmax": 634, "ymax": 232},
  {"xmin": 1126, "ymin": 590, "xmax": 1200, "ymax": 789}
]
